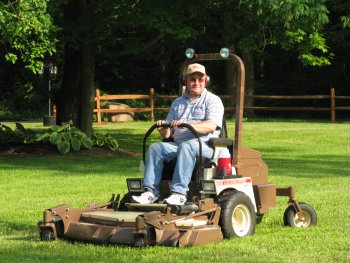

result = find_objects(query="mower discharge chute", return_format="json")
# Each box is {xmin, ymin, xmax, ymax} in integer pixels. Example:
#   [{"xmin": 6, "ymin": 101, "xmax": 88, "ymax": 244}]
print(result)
[{"xmin": 38, "ymin": 49, "xmax": 317, "ymax": 247}]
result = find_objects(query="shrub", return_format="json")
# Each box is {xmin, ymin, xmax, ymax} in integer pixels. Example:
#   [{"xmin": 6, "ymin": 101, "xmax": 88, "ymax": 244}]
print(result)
[{"xmin": 0, "ymin": 122, "xmax": 118, "ymax": 154}]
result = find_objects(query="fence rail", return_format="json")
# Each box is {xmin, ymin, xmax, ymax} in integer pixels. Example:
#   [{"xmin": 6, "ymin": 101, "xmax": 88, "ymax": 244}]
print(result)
[{"xmin": 94, "ymin": 88, "xmax": 350, "ymax": 124}]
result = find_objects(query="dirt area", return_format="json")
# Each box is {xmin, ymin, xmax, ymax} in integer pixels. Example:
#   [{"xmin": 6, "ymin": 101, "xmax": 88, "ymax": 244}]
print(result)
[{"xmin": 0, "ymin": 143, "xmax": 134, "ymax": 157}]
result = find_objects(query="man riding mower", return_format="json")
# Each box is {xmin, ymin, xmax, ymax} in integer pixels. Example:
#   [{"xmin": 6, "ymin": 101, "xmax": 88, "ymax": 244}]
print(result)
[{"xmin": 38, "ymin": 48, "xmax": 317, "ymax": 247}]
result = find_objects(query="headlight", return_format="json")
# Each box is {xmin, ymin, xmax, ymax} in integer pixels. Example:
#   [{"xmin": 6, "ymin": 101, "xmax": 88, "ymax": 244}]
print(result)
[
  {"xmin": 127, "ymin": 179, "xmax": 143, "ymax": 192},
  {"xmin": 185, "ymin": 48, "xmax": 195, "ymax": 58},
  {"xmin": 202, "ymin": 181, "xmax": 216, "ymax": 193},
  {"xmin": 220, "ymin": 48, "xmax": 230, "ymax": 58}
]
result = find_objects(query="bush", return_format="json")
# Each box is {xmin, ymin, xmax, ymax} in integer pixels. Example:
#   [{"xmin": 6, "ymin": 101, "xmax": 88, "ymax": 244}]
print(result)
[{"xmin": 0, "ymin": 122, "xmax": 118, "ymax": 154}]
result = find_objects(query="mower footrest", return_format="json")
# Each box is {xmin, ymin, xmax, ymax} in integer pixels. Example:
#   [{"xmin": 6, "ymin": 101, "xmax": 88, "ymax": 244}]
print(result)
[
  {"xmin": 81, "ymin": 211, "xmax": 144, "ymax": 223},
  {"xmin": 126, "ymin": 203, "xmax": 168, "ymax": 212},
  {"xmin": 174, "ymin": 218, "xmax": 208, "ymax": 227}
]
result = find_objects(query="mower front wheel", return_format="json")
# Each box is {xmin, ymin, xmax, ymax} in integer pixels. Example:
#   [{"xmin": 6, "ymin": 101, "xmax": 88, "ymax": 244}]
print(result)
[
  {"xmin": 219, "ymin": 192, "xmax": 256, "ymax": 238},
  {"xmin": 40, "ymin": 229, "xmax": 54, "ymax": 242},
  {"xmin": 283, "ymin": 202, "xmax": 317, "ymax": 227}
]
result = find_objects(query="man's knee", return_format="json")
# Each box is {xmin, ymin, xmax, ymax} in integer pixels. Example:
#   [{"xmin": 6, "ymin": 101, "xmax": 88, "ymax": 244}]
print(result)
[
  {"xmin": 148, "ymin": 142, "xmax": 162, "ymax": 152},
  {"xmin": 177, "ymin": 141, "xmax": 196, "ymax": 156}
]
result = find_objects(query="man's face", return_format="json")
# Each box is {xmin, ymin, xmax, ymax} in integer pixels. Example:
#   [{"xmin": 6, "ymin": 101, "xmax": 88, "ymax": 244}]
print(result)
[{"xmin": 186, "ymin": 73, "xmax": 207, "ymax": 98}]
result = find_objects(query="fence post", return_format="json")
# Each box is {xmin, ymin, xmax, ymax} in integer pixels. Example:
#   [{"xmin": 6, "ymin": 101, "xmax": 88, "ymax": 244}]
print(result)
[
  {"xmin": 150, "ymin": 88, "xmax": 154, "ymax": 122},
  {"xmin": 331, "ymin": 87, "xmax": 335, "ymax": 123},
  {"xmin": 96, "ymin": 89, "xmax": 101, "ymax": 124}
]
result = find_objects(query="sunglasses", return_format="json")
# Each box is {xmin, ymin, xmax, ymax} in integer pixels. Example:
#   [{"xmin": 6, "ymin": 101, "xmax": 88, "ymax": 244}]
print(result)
[{"xmin": 189, "ymin": 77, "xmax": 206, "ymax": 83}]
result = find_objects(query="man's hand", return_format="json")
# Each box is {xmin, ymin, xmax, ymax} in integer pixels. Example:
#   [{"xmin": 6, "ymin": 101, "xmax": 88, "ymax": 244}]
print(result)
[
  {"xmin": 170, "ymin": 120, "xmax": 183, "ymax": 128},
  {"xmin": 156, "ymin": 120, "xmax": 171, "ymax": 139}
]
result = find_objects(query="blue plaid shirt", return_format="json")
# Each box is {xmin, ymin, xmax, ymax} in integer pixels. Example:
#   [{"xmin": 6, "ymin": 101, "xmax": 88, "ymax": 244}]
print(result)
[{"xmin": 166, "ymin": 89, "xmax": 224, "ymax": 144}]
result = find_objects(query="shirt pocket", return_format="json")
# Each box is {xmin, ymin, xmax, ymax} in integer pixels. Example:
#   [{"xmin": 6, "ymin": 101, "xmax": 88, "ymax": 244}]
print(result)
[{"xmin": 192, "ymin": 106, "xmax": 205, "ymax": 120}]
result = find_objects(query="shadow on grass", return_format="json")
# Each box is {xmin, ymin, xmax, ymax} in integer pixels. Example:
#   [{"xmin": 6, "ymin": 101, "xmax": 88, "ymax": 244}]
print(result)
[
  {"xmin": 0, "ymin": 220, "xmax": 38, "ymax": 238},
  {"xmin": 0, "ymin": 153, "xmax": 348, "ymax": 181},
  {"xmin": 0, "ymin": 155, "xmax": 141, "ymax": 176},
  {"xmin": 262, "ymin": 154, "xmax": 350, "ymax": 178}
]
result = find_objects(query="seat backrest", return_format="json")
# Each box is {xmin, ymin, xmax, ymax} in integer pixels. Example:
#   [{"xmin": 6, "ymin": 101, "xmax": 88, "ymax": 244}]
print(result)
[{"xmin": 219, "ymin": 117, "xmax": 228, "ymax": 138}]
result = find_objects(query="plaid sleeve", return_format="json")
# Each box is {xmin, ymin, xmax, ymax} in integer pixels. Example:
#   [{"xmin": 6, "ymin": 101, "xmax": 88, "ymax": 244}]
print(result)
[{"xmin": 206, "ymin": 94, "xmax": 224, "ymax": 128}]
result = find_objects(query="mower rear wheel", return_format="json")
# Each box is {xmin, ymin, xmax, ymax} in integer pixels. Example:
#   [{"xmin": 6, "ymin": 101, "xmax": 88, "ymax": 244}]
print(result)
[
  {"xmin": 283, "ymin": 202, "xmax": 317, "ymax": 227},
  {"xmin": 219, "ymin": 192, "xmax": 256, "ymax": 238},
  {"xmin": 40, "ymin": 229, "xmax": 54, "ymax": 242}
]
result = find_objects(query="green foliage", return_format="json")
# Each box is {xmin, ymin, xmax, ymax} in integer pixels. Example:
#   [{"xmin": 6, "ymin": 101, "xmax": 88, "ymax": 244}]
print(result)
[
  {"xmin": 0, "ymin": 122, "xmax": 118, "ymax": 154},
  {"xmin": 0, "ymin": 0, "xmax": 56, "ymax": 73},
  {"xmin": 38, "ymin": 123, "xmax": 93, "ymax": 154},
  {"xmin": 91, "ymin": 132, "xmax": 119, "ymax": 151},
  {"xmin": 0, "ymin": 122, "xmax": 36, "ymax": 146},
  {"xmin": 341, "ymin": 16, "xmax": 350, "ymax": 28},
  {"xmin": 283, "ymin": 30, "xmax": 333, "ymax": 66},
  {"xmin": 237, "ymin": 0, "xmax": 332, "ymax": 66},
  {"xmin": 0, "ymin": 123, "xmax": 17, "ymax": 145}
]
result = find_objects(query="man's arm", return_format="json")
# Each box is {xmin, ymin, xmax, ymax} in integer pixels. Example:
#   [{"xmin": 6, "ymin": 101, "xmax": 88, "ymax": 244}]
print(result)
[{"xmin": 171, "ymin": 120, "xmax": 217, "ymax": 135}]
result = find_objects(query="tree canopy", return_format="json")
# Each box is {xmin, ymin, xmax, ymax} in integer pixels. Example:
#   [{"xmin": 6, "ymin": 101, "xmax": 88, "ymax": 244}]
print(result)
[{"xmin": 0, "ymin": 0, "xmax": 349, "ymax": 131}]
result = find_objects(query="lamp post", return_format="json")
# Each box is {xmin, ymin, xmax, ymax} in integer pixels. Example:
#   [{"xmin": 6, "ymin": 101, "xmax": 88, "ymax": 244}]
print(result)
[
  {"xmin": 48, "ymin": 63, "xmax": 57, "ymax": 117},
  {"xmin": 43, "ymin": 63, "xmax": 57, "ymax": 126}
]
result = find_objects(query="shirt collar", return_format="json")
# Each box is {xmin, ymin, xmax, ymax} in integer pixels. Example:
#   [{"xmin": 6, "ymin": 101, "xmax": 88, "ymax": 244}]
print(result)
[{"xmin": 183, "ymin": 89, "xmax": 207, "ymax": 100}]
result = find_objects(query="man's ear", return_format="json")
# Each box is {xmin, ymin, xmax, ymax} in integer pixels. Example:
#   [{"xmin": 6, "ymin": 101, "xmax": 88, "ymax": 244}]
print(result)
[{"xmin": 205, "ymin": 75, "xmax": 210, "ymax": 87}]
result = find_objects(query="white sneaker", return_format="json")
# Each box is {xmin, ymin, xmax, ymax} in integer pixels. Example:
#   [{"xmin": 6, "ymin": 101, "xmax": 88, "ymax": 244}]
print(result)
[
  {"xmin": 132, "ymin": 191, "xmax": 159, "ymax": 204},
  {"xmin": 164, "ymin": 193, "xmax": 186, "ymax": 205}
]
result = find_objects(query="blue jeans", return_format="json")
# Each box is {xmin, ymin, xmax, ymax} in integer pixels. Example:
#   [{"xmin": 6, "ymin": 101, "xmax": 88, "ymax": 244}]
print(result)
[{"xmin": 143, "ymin": 139, "xmax": 214, "ymax": 196}]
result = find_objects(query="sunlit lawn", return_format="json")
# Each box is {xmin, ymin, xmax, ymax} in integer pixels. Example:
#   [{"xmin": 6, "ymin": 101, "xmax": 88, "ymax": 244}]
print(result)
[{"xmin": 0, "ymin": 120, "xmax": 349, "ymax": 262}]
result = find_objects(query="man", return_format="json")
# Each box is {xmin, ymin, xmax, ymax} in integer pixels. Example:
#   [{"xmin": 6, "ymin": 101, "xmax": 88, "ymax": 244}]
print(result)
[{"xmin": 132, "ymin": 63, "xmax": 224, "ymax": 205}]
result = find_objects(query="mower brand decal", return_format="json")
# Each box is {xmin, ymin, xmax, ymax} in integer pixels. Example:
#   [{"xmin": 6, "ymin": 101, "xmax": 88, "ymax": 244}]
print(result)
[{"xmin": 215, "ymin": 178, "xmax": 251, "ymax": 186}]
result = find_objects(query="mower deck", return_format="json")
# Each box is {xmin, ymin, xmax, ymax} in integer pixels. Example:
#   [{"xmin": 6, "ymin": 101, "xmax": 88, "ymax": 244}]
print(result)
[{"xmin": 38, "ymin": 198, "xmax": 223, "ymax": 247}]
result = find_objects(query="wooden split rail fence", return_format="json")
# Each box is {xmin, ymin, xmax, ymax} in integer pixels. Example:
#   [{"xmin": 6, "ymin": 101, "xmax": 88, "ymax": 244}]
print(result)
[{"xmin": 94, "ymin": 88, "xmax": 350, "ymax": 124}]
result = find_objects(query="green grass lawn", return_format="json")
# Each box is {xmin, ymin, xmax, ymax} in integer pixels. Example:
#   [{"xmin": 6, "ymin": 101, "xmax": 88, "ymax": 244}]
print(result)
[{"xmin": 0, "ymin": 120, "xmax": 349, "ymax": 262}]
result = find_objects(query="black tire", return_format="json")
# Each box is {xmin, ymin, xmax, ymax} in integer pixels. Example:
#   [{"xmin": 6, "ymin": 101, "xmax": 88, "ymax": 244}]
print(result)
[
  {"xmin": 256, "ymin": 214, "xmax": 264, "ymax": 224},
  {"xmin": 170, "ymin": 238, "xmax": 179, "ymax": 248},
  {"xmin": 283, "ymin": 202, "xmax": 317, "ymax": 227},
  {"xmin": 118, "ymin": 192, "xmax": 133, "ymax": 211},
  {"xmin": 219, "ymin": 192, "xmax": 256, "ymax": 238},
  {"xmin": 134, "ymin": 236, "xmax": 145, "ymax": 248},
  {"xmin": 40, "ymin": 229, "xmax": 54, "ymax": 242}
]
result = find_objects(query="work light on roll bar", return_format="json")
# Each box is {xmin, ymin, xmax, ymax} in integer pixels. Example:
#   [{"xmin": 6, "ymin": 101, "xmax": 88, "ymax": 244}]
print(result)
[
  {"xmin": 185, "ymin": 48, "xmax": 195, "ymax": 58},
  {"xmin": 220, "ymin": 48, "xmax": 230, "ymax": 58}
]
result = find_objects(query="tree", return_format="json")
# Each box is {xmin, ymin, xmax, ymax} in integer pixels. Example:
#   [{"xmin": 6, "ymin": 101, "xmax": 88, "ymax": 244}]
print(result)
[
  {"xmin": 197, "ymin": 0, "xmax": 331, "ymax": 114},
  {"xmin": 0, "ymin": 0, "xmax": 55, "ymax": 73},
  {"xmin": 0, "ymin": 0, "xmax": 343, "ymax": 129}
]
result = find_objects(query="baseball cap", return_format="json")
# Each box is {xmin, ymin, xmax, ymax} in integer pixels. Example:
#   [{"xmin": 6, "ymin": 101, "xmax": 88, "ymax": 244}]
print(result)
[{"xmin": 186, "ymin": 63, "xmax": 206, "ymax": 75}]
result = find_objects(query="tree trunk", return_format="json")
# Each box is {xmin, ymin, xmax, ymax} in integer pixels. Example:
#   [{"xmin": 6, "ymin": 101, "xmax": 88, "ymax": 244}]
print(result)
[
  {"xmin": 56, "ymin": 0, "xmax": 95, "ymax": 135},
  {"xmin": 79, "ymin": 43, "xmax": 95, "ymax": 136},
  {"xmin": 77, "ymin": 0, "xmax": 95, "ymax": 136},
  {"xmin": 56, "ymin": 2, "xmax": 80, "ymax": 126},
  {"xmin": 242, "ymin": 51, "xmax": 255, "ymax": 117}
]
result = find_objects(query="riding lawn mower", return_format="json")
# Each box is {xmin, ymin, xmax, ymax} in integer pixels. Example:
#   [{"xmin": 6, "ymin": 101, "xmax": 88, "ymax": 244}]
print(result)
[{"xmin": 38, "ymin": 48, "xmax": 317, "ymax": 247}]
